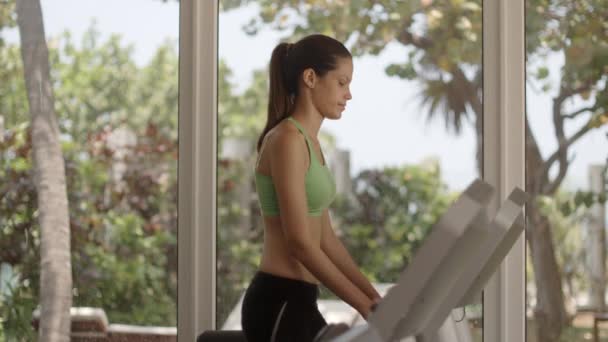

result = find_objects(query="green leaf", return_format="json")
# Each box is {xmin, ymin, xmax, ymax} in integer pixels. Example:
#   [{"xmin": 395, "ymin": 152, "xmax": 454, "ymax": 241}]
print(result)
[{"xmin": 536, "ymin": 66, "xmax": 549, "ymax": 79}]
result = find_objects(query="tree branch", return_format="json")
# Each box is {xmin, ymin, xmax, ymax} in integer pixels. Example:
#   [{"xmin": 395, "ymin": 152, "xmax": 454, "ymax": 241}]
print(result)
[
  {"xmin": 555, "ymin": 81, "xmax": 594, "ymax": 104},
  {"xmin": 542, "ymin": 121, "xmax": 594, "ymax": 194},
  {"xmin": 536, "ymin": 81, "xmax": 595, "ymax": 195},
  {"xmin": 397, "ymin": 29, "xmax": 433, "ymax": 50},
  {"xmin": 563, "ymin": 106, "xmax": 597, "ymax": 120}
]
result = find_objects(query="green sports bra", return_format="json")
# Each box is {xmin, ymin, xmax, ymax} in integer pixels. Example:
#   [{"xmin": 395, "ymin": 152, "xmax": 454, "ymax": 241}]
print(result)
[{"xmin": 254, "ymin": 117, "xmax": 336, "ymax": 217}]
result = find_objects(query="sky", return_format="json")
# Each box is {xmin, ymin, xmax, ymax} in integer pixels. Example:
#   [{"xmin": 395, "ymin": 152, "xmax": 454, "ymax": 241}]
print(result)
[{"xmin": 3, "ymin": 0, "xmax": 607, "ymax": 192}]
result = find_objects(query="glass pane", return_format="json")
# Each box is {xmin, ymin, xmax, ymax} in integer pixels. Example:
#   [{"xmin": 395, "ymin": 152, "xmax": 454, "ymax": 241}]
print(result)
[
  {"xmin": 217, "ymin": 1, "xmax": 482, "ymax": 340},
  {"xmin": 0, "ymin": 1, "xmax": 179, "ymax": 339},
  {"xmin": 525, "ymin": 1, "xmax": 608, "ymax": 341}
]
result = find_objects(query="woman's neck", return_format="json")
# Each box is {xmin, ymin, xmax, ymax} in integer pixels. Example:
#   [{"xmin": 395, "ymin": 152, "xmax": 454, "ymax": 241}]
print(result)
[{"xmin": 290, "ymin": 107, "xmax": 323, "ymax": 141}]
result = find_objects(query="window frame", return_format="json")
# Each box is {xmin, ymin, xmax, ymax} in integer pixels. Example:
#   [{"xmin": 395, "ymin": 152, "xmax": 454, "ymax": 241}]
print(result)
[
  {"xmin": 482, "ymin": 1, "xmax": 526, "ymax": 341},
  {"xmin": 179, "ymin": 0, "xmax": 526, "ymax": 340},
  {"xmin": 178, "ymin": 1, "xmax": 218, "ymax": 341}
]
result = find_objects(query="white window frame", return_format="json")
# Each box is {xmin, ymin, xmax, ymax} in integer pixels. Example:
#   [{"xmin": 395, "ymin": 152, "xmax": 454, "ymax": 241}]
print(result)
[
  {"xmin": 179, "ymin": 0, "xmax": 526, "ymax": 341},
  {"xmin": 482, "ymin": 0, "xmax": 525, "ymax": 341},
  {"xmin": 178, "ymin": 1, "xmax": 218, "ymax": 341}
]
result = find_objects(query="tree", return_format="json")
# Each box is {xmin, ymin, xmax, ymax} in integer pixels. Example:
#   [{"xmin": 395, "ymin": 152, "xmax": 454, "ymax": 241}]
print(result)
[
  {"xmin": 524, "ymin": 2, "xmax": 607, "ymax": 340},
  {"xmin": 220, "ymin": 1, "xmax": 608, "ymax": 340},
  {"xmin": 15, "ymin": 0, "xmax": 72, "ymax": 341}
]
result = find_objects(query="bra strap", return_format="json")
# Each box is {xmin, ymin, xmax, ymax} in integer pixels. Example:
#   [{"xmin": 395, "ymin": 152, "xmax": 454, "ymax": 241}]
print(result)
[
  {"xmin": 286, "ymin": 117, "xmax": 310, "ymax": 141},
  {"xmin": 286, "ymin": 117, "xmax": 319, "ymax": 165}
]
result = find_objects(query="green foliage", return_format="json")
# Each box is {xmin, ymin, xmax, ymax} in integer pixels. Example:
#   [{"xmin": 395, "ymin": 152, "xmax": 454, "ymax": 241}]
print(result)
[
  {"xmin": 527, "ymin": 0, "xmax": 608, "ymax": 114},
  {"xmin": 333, "ymin": 160, "xmax": 455, "ymax": 283},
  {"xmin": 535, "ymin": 187, "xmax": 608, "ymax": 303},
  {"xmin": 218, "ymin": 64, "xmax": 268, "ymax": 141},
  {"xmin": 0, "ymin": 123, "xmax": 39, "ymax": 341},
  {"xmin": 1, "ymin": 121, "xmax": 179, "ymax": 333},
  {"xmin": 0, "ymin": 21, "xmax": 181, "ymax": 337},
  {"xmin": 0, "ymin": 44, "xmax": 27, "ymax": 127},
  {"xmin": 74, "ymin": 212, "xmax": 176, "ymax": 325},
  {"xmin": 0, "ymin": 0, "xmax": 16, "ymax": 48},
  {"xmin": 216, "ymin": 157, "xmax": 262, "ymax": 325},
  {"xmin": 215, "ymin": 147, "xmax": 263, "ymax": 326},
  {"xmin": 0, "ymin": 277, "xmax": 37, "ymax": 342}
]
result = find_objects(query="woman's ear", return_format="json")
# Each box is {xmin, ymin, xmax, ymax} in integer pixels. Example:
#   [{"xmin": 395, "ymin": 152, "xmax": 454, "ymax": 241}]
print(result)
[{"xmin": 302, "ymin": 68, "xmax": 316, "ymax": 89}]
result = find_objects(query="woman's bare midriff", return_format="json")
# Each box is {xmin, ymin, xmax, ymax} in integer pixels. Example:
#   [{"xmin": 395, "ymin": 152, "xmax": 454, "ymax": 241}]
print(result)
[
  {"xmin": 258, "ymin": 214, "xmax": 322, "ymax": 285},
  {"xmin": 256, "ymin": 122, "xmax": 324, "ymax": 285}
]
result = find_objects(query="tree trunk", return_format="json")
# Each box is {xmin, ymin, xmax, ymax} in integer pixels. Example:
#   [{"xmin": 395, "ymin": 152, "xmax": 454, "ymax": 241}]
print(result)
[
  {"xmin": 16, "ymin": 1, "xmax": 72, "ymax": 341},
  {"xmin": 588, "ymin": 165, "xmax": 607, "ymax": 312},
  {"xmin": 525, "ymin": 120, "xmax": 568, "ymax": 342},
  {"xmin": 527, "ymin": 207, "xmax": 568, "ymax": 340}
]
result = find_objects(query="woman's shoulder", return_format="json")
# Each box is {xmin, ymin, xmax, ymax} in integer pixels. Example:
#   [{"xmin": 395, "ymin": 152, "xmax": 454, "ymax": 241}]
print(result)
[
  {"xmin": 265, "ymin": 119, "xmax": 306, "ymax": 150},
  {"xmin": 264, "ymin": 121, "xmax": 309, "ymax": 177}
]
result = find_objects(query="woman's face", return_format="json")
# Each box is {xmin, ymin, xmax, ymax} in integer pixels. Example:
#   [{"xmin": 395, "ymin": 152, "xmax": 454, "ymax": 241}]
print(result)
[{"xmin": 311, "ymin": 57, "xmax": 353, "ymax": 120}]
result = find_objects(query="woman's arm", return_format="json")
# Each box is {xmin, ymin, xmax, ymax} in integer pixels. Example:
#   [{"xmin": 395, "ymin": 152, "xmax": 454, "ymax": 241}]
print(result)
[
  {"xmin": 320, "ymin": 209, "xmax": 381, "ymax": 302},
  {"xmin": 270, "ymin": 130, "xmax": 374, "ymax": 318}
]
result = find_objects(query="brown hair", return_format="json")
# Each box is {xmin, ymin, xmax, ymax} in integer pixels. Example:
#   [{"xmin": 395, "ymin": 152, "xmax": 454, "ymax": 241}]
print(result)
[{"xmin": 256, "ymin": 34, "xmax": 352, "ymax": 152}]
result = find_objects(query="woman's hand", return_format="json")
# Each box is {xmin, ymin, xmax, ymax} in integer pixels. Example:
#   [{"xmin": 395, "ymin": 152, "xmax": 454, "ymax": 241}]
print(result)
[
  {"xmin": 370, "ymin": 295, "xmax": 382, "ymax": 312},
  {"xmin": 361, "ymin": 296, "xmax": 382, "ymax": 321}
]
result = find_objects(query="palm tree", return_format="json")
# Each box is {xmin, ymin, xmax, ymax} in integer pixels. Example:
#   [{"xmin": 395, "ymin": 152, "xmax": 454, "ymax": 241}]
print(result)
[{"xmin": 16, "ymin": 0, "xmax": 72, "ymax": 340}]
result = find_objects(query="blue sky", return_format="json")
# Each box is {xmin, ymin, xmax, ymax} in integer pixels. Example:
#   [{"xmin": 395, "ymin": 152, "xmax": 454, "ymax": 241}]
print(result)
[{"xmin": 4, "ymin": 0, "xmax": 607, "ymax": 191}]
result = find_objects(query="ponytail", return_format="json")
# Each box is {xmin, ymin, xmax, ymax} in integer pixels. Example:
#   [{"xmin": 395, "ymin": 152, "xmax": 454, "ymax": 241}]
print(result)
[
  {"xmin": 256, "ymin": 35, "xmax": 352, "ymax": 153},
  {"xmin": 256, "ymin": 42, "xmax": 295, "ymax": 152}
]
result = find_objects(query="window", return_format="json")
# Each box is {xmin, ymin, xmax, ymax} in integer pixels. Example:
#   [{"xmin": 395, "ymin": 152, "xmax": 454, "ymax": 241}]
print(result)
[
  {"xmin": 216, "ymin": 0, "xmax": 483, "ymax": 338},
  {"xmin": 0, "ymin": 1, "xmax": 179, "ymax": 339},
  {"xmin": 185, "ymin": 0, "xmax": 529, "ymax": 341}
]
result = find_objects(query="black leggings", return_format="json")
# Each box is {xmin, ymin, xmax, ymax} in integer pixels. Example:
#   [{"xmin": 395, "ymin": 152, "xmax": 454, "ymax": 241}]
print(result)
[{"xmin": 241, "ymin": 271, "xmax": 327, "ymax": 342}]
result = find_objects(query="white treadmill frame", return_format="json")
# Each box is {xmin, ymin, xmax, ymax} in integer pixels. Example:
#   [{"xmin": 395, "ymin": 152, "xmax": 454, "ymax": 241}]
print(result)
[
  {"xmin": 368, "ymin": 180, "xmax": 495, "ymax": 341},
  {"xmin": 324, "ymin": 183, "xmax": 527, "ymax": 342},
  {"xmin": 180, "ymin": 0, "xmax": 526, "ymax": 341}
]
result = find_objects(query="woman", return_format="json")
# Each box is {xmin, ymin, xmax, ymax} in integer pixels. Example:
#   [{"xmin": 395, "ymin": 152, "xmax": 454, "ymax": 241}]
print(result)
[{"xmin": 240, "ymin": 34, "xmax": 381, "ymax": 342}]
